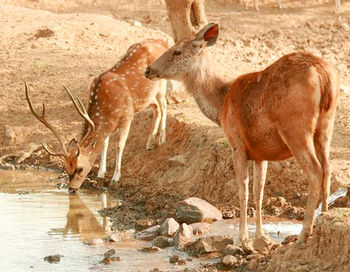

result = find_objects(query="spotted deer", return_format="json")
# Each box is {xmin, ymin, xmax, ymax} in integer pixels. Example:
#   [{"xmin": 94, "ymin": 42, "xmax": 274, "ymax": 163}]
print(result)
[
  {"xmin": 145, "ymin": 24, "xmax": 340, "ymax": 245},
  {"xmin": 26, "ymin": 39, "xmax": 169, "ymax": 192}
]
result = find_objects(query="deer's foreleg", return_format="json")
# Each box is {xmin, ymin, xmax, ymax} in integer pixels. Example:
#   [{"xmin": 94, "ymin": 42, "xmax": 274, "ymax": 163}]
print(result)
[
  {"xmin": 253, "ymin": 160, "xmax": 268, "ymax": 237},
  {"xmin": 146, "ymin": 99, "xmax": 162, "ymax": 150},
  {"xmin": 111, "ymin": 121, "xmax": 131, "ymax": 183},
  {"xmin": 97, "ymin": 137, "xmax": 110, "ymax": 178},
  {"xmin": 232, "ymin": 146, "xmax": 250, "ymax": 245},
  {"xmin": 157, "ymin": 81, "xmax": 167, "ymax": 145}
]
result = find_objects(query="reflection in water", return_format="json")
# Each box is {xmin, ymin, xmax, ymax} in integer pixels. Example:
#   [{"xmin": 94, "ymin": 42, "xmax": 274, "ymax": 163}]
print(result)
[{"xmin": 63, "ymin": 193, "xmax": 110, "ymax": 241}]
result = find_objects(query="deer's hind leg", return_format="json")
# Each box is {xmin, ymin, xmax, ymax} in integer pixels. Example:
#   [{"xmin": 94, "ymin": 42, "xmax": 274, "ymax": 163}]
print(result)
[
  {"xmin": 281, "ymin": 131, "xmax": 323, "ymax": 243},
  {"xmin": 98, "ymin": 137, "xmax": 110, "ymax": 178},
  {"xmin": 314, "ymin": 110, "xmax": 336, "ymax": 212},
  {"xmin": 156, "ymin": 80, "xmax": 167, "ymax": 145},
  {"xmin": 146, "ymin": 99, "xmax": 162, "ymax": 150},
  {"xmin": 111, "ymin": 119, "xmax": 132, "ymax": 183}
]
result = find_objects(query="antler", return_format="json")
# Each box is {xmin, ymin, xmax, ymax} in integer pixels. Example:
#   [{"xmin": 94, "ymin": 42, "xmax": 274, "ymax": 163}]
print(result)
[
  {"xmin": 63, "ymin": 85, "xmax": 95, "ymax": 144},
  {"xmin": 25, "ymin": 82, "xmax": 68, "ymax": 157}
]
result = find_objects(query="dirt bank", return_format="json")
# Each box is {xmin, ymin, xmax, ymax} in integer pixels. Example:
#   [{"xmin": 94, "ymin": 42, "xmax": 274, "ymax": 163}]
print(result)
[{"xmin": 1, "ymin": 0, "xmax": 350, "ymax": 223}]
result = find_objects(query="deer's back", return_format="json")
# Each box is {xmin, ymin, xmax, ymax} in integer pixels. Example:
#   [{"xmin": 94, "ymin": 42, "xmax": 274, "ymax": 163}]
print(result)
[{"xmin": 220, "ymin": 52, "xmax": 339, "ymax": 161}]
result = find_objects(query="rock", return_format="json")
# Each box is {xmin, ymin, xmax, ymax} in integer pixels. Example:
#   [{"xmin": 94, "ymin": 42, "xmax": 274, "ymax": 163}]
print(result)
[
  {"xmin": 169, "ymin": 255, "xmax": 180, "ymax": 263},
  {"xmin": 104, "ymin": 249, "xmax": 116, "ymax": 258},
  {"xmin": 173, "ymin": 223, "xmax": 193, "ymax": 249},
  {"xmin": 166, "ymin": 155, "xmax": 187, "ymax": 167},
  {"xmin": 223, "ymin": 244, "xmax": 244, "ymax": 256},
  {"xmin": 151, "ymin": 236, "xmax": 174, "ymax": 248},
  {"xmin": 222, "ymin": 255, "xmax": 237, "ymax": 267},
  {"xmin": 281, "ymin": 235, "xmax": 298, "ymax": 246},
  {"xmin": 253, "ymin": 236, "xmax": 277, "ymax": 254},
  {"xmin": 159, "ymin": 218, "xmax": 179, "ymax": 237},
  {"xmin": 241, "ymin": 240, "xmax": 256, "ymax": 255},
  {"xmin": 136, "ymin": 225, "xmax": 160, "ymax": 241},
  {"xmin": 101, "ymin": 256, "xmax": 120, "ymax": 264},
  {"xmin": 176, "ymin": 197, "xmax": 223, "ymax": 224},
  {"xmin": 185, "ymin": 236, "xmax": 233, "ymax": 256},
  {"xmin": 169, "ymin": 255, "xmax": 187, "ymax": 265},
  {"xmin": 44, "ymin": 254, "xmax": 61, "ymax": 263},
  {"xmin": 190, "ymin": 222, "xmax": 212, "ymax": 235},
  {"xmin": 139, "ymin": 246, "xmax": 161, "ymax": 252}
]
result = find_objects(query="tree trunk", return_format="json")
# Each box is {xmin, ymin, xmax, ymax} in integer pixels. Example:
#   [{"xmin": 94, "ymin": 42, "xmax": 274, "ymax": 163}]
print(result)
[{"xmin": 164, "ymin": 0, "xmax": 208, "ymax": 42}]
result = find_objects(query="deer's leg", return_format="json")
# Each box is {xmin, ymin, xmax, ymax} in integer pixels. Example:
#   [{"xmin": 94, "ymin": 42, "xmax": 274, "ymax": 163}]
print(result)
[
  {"xmin": 254, "ymin": 0, "xmax": 259, "ymax": 11},
  {"xmin": 314, "ymin": 112, "xmax": 335, "ymax": 212},
  {"xmin": 111, "ymin": 121, "xmax": 131, "ymax": 183},
  {"xmin": 156, "ymin": 82, "xmax": 167, "ymax": 145},
  {"xmin": 335, "ymin": 0, "xmax": 340, "ymax": 12},
  {"xmin": 277, "ymin": 0, "xmax": 283, "ymax": 9},
  {"xmin": 146, "ymin": 99, "xmax": 161, "ymax": 150},
  {"xmin": 253, "ymin": 160, "xmax": 268, "ymax": 237},
  {"xmin": 232, "ymin": 146, "xmax": 250, "ymax": 246},
  {"xmin": 244, "ymin": 0, "xmax": 250, "ymax": 10},
  {"xmin": 97, "ymin": 137, "xmax": 110, "ymax": 178},
  {"xmin": 284, "ymin": 135, "xmax": 323, "ymax": 243}
]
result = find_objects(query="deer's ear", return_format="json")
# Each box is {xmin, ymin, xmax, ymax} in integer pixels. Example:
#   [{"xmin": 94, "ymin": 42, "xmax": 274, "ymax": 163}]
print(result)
[
  {"xmin": 68, "ymin": 138, "xmax": 80, "ymax": 157},
  {"xmin": 193, "ymin": 23, "xmax": 219, "ymax": 47}
]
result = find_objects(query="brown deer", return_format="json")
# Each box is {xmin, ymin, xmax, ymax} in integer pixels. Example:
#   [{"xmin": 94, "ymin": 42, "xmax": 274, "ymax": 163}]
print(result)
[
  {"xmin": 145, "ymin": 23, "xmax": 340, "ymax": 245},
  {"xmin": 26, "ymin": 39, "xmax": 169, "ymax": 192}
]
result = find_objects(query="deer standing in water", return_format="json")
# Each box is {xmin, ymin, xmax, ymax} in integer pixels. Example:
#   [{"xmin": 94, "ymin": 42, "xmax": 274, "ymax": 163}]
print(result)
[
  {"xmin": 26, "ymin": 39, "xmax": 169, "ymax": 192},
  {"xmin": 145, "ymin": 24, "xmax": 339, "ymax": 245}
]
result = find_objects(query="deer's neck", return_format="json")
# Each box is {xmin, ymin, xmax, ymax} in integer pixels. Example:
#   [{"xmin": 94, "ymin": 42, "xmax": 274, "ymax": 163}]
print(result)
[
  {"xmin": 183, "ymin": 51, "xmax": 229, "ymax": 125},
  {"xmin": 80, "ymin": 129, "xmax": 107, "ymax": 160}
]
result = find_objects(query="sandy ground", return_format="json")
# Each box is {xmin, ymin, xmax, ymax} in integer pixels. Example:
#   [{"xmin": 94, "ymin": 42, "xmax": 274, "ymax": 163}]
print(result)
[{"xmin": 1, "ymin": 0, "xmax": 350, "ymax": 230}]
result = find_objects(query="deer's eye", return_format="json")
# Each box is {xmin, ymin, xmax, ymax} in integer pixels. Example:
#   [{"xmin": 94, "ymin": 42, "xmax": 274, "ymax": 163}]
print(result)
[
  {"xmin": 77, "ymin": 168, "xmax": 83, "ymax": 174},
  {"xmin": 173, "ymin": 50, "xmax": 182, "ymax": 56}
]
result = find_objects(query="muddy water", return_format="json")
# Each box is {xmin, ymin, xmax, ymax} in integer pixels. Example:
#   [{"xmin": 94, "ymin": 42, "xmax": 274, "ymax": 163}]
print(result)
[
  {"xmin": 0, "ymin": 170, "xmax": 196, "ymax": 272},
  {"xmin": 0, "ymin": 169, "xmax": 303, "ymax": 272}
]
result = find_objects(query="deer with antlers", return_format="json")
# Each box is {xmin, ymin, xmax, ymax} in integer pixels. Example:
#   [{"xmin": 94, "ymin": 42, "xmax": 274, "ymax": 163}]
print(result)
[
  {"xmin": 145, "ymin": 24, "xmax": 340, "ymax": 245},
  {"xmin": 26, "ymin": 39, "xmax": 169, "ymax": 192}
]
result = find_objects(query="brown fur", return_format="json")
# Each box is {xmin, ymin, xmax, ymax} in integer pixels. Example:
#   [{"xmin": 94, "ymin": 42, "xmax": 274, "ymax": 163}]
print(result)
[{"xmin": 147, "ymin": 24, "xmax": 340, "ymax": 245}]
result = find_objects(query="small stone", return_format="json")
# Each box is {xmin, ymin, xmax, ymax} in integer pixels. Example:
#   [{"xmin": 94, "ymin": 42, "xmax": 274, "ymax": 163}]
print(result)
[
  {"xmin": 281, "ymin": 235, "xmax": 298, "ymax": 245},
  {"xmin": 223, "ymin": 244, "xmax": 244, "ymax": 256},
  {"xmin": 136, "ymin": 225, "xmax": 160, "ymax": 241},
  {"xmin": 190, "ymin": 222, "xmax": 212, "ymax": 235},
  {"xmin": 101, "ymin": 256, "xmax": 120, "ymax": 264},
  {"xmin": 253, "ymin": 236, "xmax": 277, "ymax": 254},
  {"xmin": 104, "ymin": 249, "xmax": 116, "ymax": 258},
  {"xmin": 151, "ymin": 236, "xmax": 174, "ymax": 248},
  {"xmin": 176, "ymin": 197, "xmax": 222, "ymax": 224},
  {"xmin": 173, "ymin": 223, "xmax": 193, "ymax": 248},
  {"xmin": 169, "ymin": 255, "xmax": 180, "ymax": 263},
  {"xmin": 44, "ymin": 255, "xmax": 61, "ymax": 263},
  {"xmin": 184, "ymin": 235, "xmax": 233, "ymax": 256},
  {"xmin": 160, "ymin": 218, "xmax": 180, "ymax": 237},
  {"xmin": 222, "ymin": 255, "xmax": 237, "ymax": 267},
  {"xmin": 139, "ymin": 246, "xmax": 161, "ymax": 252}
]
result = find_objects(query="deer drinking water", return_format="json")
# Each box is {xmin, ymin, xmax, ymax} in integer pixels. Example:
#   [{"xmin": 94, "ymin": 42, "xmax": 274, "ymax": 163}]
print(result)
[
  {"xmin": 145, "ymin": 24, "xmax": 340, "ymax": 245},
  {"xmin": 26, "ymin": 39, "xmax": 169, "ymax": 192}
]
